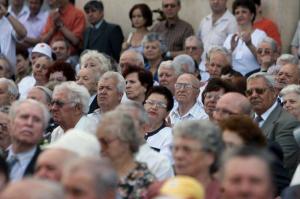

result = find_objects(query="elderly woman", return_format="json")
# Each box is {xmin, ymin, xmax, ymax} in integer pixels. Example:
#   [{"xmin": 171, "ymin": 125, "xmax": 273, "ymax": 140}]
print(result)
[
  {"xmin": 143, "ymin": 86, "xmax": 174, "ymax": 162},
  {"xmin": 97, "ymin": 110, "xmax": 156, "ymax": 198},
  {"xmin": 122, "ymin": 3, "xmax": 153, "ymax": 53},
  {"xmin": 173, "ymin": 120, "xmax": 223, "ymax": 199},
  {"xmin": 32, "ymin": 56, "xmax": 53, "ymax": 86},
  {"xmin": 280, "ymin": 84, "xmax": 300, "ymax": 121},
  {"xmin": 123, "ymin": 65, "xmax": 153, "ymax": 104},
  {"xmin": 79, "ymin": 50, "xmax": 111, "ymax": 75},
  {"xmin": 223, "ymin": 0, "xmax": 266, "ymax": 76},
  {"xmin": 143, "ymin": 33, "xmax": 167, "ymax": 81}
]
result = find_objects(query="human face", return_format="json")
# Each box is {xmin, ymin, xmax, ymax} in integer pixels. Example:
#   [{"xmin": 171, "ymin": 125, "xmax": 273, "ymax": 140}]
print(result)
[
  {"xmin": 85, "ymin": 8, "xmax": 103, "ymax": 25},
  {"xmin": 158, "ymin": 66, "xmax": 177, "ymax": 95},
  {"xmin": 213, "ymin": 95, "xmax": 242, "ymax": 123},
  {"xmin": 222, "ymin": 157, "xmax": 273, "ymax": 199},
  {"xmin": 31, "ymin": 52, "xmax": 45, "ymax": 66},
  {"xmin": 97, "ymin": 77, "xmax": 122, "ymax": 112},
  {"xmin": 175, "ymin": 74, "xmax": 199, "ymax": 105},
  {"xmin": 82, "ymin": 58, "xmax": 104, "ymax": 75},
  {"xmin": 131, "ymin": 8, "xmax": 146, "ymax": 28},
  {"xmin": 222, "ymin": 129, "xmax": 244, "ymax": 148},
  {"xmin": 63, "ymin": 170, "xmax": 98, "ymax": 199},
  {"xmin": 234, "ymin": 6, "xmax": 254, "ymax": 26},
  {"xmin": 282, "ymin": 92, "xmax": 300, "ymax": 119},
  {"xmin": 185, "ymin": 39, "xmax": 202, "ymax": 62},
  {"xmin": 203, "ymin": 89, "xmax": 225, "ymax": 118},
  {"xmin": 275, "ymin": 64, "xmax": 300, "ymax": 89},
  {"xmin": 144, "ymin": 93, "xmax": 169, "ymax": 125},
  {"xmin": 125, "ymin": 72, "xmax": 146, "ymax": 102},
  {"xmin": 49, "ymin": 71, "xmax": 67, "ymax": 83},
  {"xmin": 76, "ymin": 68, "xmax": 98, "ymax": 95},
  {"xmin": 207, "ymin": 52, "xmax": 229, "ymax": 78},
  {"xmin": 173, "ymin": 136, "xmax": 213, "ymax": 177},
  {"xmin": 51, "ymin": 41, "xmax": 69, "ymax": 61},
  {"xmin": 143, "ymin": 41, "xmax": 162, "ymax": 61},
  {"xmin": 0, "ymin": 112, "xmax": 10, "ymax": 150},
  {"xmin": 16, "ymin": 54, "xmax": 30, "ymax": 75},
  {"xmin": 33, "ymin": 57, "xmax": 51, "ymax": 85},
  {"xmin": 246, "ymin": 78, "xmax": 276, "ymax": 115},
  {"xmin": 0, "ymin": 60, "xmax": 9, "ymax": 78},
  {"xmin": 0, "ymin": 83, "xmax": 11, "ymax": 106},
  {"xmin": 27, "ymin": 87, "xmax": 49, "ymax": 106},
  {"xmin": 162, "ymin": 0, "xmax": 180, "ymax": 20},
  {"xmin": 209, "ymin": 0, "xmax": 227, "ymax": 14},
  {"xmin": 10, "ymin": 102, "xmax": 44, "ymax": 147},
  {"xmin": 256, "ymin": 42, "xmax": 275, "ymax": 68},
  {"xmin": 28, "ymin": 0, "xmax": 41, "ymax": 16}
]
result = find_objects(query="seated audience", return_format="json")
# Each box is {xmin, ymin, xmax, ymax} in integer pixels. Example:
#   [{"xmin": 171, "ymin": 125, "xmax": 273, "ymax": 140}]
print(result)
[{"xmin": 280, "ymin": 84, "xmax": 300, "ymax": 121}]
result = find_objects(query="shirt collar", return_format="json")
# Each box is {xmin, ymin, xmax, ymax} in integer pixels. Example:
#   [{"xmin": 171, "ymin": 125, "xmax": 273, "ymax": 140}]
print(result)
[
  {"xmin": 144, "ymin": 123, "xmax": 166, "ymax": 140},
  {"xmin": 7, "ymin": 146, "xmax": 37, "ymax": 167},
  {"xmin": 258, "ymin": 101, "xmax": 278, "ymax": 121},
  {"xmin": 92, "ymin": 19, "xmax": 104, "ymax": 29}
]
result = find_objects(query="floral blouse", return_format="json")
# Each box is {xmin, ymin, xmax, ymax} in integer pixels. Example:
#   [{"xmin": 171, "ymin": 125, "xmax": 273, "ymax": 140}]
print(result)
[{"xmin": 118, "ymin": 162, "xmax": 156, "ymax": 199}]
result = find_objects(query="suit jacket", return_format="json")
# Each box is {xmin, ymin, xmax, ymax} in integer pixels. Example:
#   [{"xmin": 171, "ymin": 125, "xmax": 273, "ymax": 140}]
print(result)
[
  {"xmin": 282, "ymin": 185, "xmax": 300, "ymax": 199},
  {"xmin": 88, "ymin": 95, "xmax": 99, "ymax": 114},
  {"xmin": 261, "ymin": 104, "xmax": 300, "ymax": 176},
  {"xmin": 23, "ymin": 146, "xmax": 41, "ymax": 176},
  {"xmin": 83, "ymin": 20, "xmax": 124, "ymax": 61}
]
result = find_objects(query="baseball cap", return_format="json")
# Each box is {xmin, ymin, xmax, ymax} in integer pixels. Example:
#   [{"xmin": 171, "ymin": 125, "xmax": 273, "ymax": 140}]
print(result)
[{"xmin": 31, "ymin": 43, "xmax": 53, "ymax": 59}]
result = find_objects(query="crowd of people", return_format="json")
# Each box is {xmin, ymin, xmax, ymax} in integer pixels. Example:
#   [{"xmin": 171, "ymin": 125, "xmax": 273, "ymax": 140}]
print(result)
[{"xmin": 0, "ymin": 0, "xmax": 300, "ymax": 198}]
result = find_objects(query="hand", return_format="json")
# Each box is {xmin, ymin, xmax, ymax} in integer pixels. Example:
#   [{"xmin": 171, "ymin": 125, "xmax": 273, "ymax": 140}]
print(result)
[
  {"xmin": 239, "ymin": 30, "xmax": 252, "ymax": 46},
  {"xmin": 0, "ymin": 4, "xmax": 7, "ymax": 17},
  {"xmin": 230, "ymin": 33, "xmax": 239, "ymax": 52}
]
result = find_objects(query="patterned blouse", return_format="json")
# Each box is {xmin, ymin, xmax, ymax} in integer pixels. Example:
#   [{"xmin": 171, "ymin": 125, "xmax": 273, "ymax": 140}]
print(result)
[{"xmin": 118, "ymin": 162, "xmax": 156, "ymax": 199}]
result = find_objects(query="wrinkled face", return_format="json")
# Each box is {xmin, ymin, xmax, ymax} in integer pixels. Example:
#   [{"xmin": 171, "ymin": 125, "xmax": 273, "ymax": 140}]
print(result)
[
  {"xmin": 49, "ymin": 71, "xmax": 67, "ymax": 83},
  {"xmin": 29, "ymin": 0, "xmax": 42, "ymax": 16},
  {"xmin": 0, "ymin": 112, "xmax": 10, "ymax": 149},
  {"xmin": 222, "ymin": 129, "xmax": 244, "ymax": 149},
  {"xmin": 63, "ymin": 170, "xmax": 98, "ymax": 199},
  {"xmin": 175, "ymin": 74, "xmax": 199, "ymax": 105},
  {"xmin": 209, "ymin": 0, "xmax": 227, "ymax": 14},
  {"xmin": 131, "ymin": 8, "xmax": 146, "ymax": 28},
  {"xmin": 162, "ymin": 0, "xmax": 180, "ymax": 19},
  {"xmin": 85, "ymin": 8, "xmax": 103, "ymax": 25},
  {"xmin": 33, "ymin": 57, "xmax": 51, "ymax": 84},
  {"xmin": 0, "ymin": 83, "xmax": 11, "ymax": 107},
  {"xmin": 282, "ymin": 92, "xmax": 300, "ymax": 119},
  {"xmin": 158, "ymin": 66, "xmax": 177, "ymax": 94},
  {"xmin": 27, "ymin": 87, "xmax": 49, "ymax": 106},
  {"xmin": 173, "ymin": 136, "xmax": 213, "ymax": 177},
  {"xmin": 82, "ymin": 58, "xmax": 105, "ymax": 75},
  {"xmin": 143, "ymin": 41, "xmax": 162, "ymax": 61},
  {"xmin": 16, "ymin": 54, "xmax": 30, "ymax": 75},
  {"xmin": 144, "ymin": 93, "xmax": 169, "ymax": 125},
  {"xmin": 76, "ymin": 68, "xmax": 98, "ymax": 95},
  {"xmin": 222, "ymin": 157, "xmax": 273, "ymax": 199},
  {"xmin": 275, "ymin": 64, "xmax": 300, "ymax": 89},
  {"xmin": 0, "ymin": 60, "xmax": 10, "ymax": 78},
  {"xmin": 256, "ymin": 42, "xmax": 276, "ymax": 67},
  {"xmin": 51, "ymin": 41, "xmax": 69, "ymax": 61},
  {"xmin": 234, "ymin": 6, "xmax": 254, "ymax": 26},
  {"xmin": 185, "ymin": 39, "xmax": 202, "ymax": 62},
  {"xmin": 10, "ymin": 102, "xmax": 44, "ymax": 146},
  {"xmin": 119, "ymin": 52, "xmax": 142, "ymax": 72},
  {"xmin": 246, "ymin": 78, "xmax": 276, "ymax": 115},
  {"xmin": 207, "ymin": 52, "xmax": 229, "ymax": 78},
  {"xmin": 203, "ymin": 89, "xmax": 225, "ymax": 118},
  {"xmin": 125, "ymin": 72, "xmax": 146, "ymax": 101},
  {"xmin": 97, "ymin": 77, "xmax": 121, "ymax": 112}
]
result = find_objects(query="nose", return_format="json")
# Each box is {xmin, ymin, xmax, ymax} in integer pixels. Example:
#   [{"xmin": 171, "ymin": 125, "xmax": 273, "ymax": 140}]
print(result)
[{"xmin": 36, "ymin": 167, "xmax": 48, "ymax": 179}]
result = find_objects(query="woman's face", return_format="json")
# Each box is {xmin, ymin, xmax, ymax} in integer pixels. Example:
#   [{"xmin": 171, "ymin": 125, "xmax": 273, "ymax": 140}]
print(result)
[
  {"xmin": 49, "ymin": 71, "xmax": 67, "ymax": 83},
  {"xmin": 125, "ymin": 72, "xmax": 146, "ymax": 101},
  {"xmin": 144, "ymin": 93, "xmax": 169, "ymax": 125},
  {"xmin": 131, "ymin": 8, "xmax": 146, "ymax": 28},
  {"xmin": 82, "ymin": 58, "xmax": 104, "ymax": 75},
  {"xmin": 0, "ymin": 60, "xmax": 9, "ymax": 78},
  {"xmin": 143, "ymin": 41, "xmax": 162, "ymax": 61},
  {"xmin": 234, "ymin": 6, "xmax": 254, "ymax": 26},
  {"xmin": 223, "ymin": 129, "xmax": 244, "ymax": 148},
  {"xmin": 283, "ymin": 92, "xmax": 300, "ymax": 119},
  {"xmin": 203, "ymin": 89, "xmax": 225, "ymax": 118},
  {"xmin": 33, "ymin": 57, "xmax": 51, "ymax": 84},
  {"xmin": 16, "ymin": 54, "xmax": 30, "ymax": 76}
]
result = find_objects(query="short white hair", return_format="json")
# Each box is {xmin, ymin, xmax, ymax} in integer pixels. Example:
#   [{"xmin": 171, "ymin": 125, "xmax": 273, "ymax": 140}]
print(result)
[
  {"xmin": 173, "ymin": 54, "xmax": 196, "ymax": 73},
  {"xmin": 80, "ymin": 50, "xmax": 111, "ymax": 72},
  {"xmin": 100, "ymin": 71, "xmax": 125, "ymax": 94},
  {"xmin": 0, "ymin": 77, "xmax": 18, "ymax": 98}
]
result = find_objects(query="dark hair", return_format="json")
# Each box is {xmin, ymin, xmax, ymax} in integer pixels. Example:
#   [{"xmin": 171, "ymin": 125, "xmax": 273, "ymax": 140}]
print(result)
[
  {"xmin": 84, "ymin": 0, "xmax": 104, "ymax": 12},
  {"xmin": 16, "ymin": 48, "xmax": 29, "ymax": 59},
  {"xmin": 145, "ymin": 86, "xmax": 174, "ymax": 111},
  {"xmin": 51, "ymin": 38, "xmax": 70, "ymax": 49},
  {"xmin": 221, "ymin": 66, "xmax": 243, "ymax": 77},
  {"xmin": 202, "ymin": 78, "xmax": 237, "ymax": 103},
  {"xmin": 46, "ymin": 61, "xmax": 76, "ymax": 81},
  {"xmin": 129, "ymin": 3, "xmax": 153, "ymax": 27},
  {"xmin": 251, "ymin": 0, "xmax": 261, "ymax": 6},
  {"xmin": 232, "ymin": 0, "xmax": 256, "ymax": 23},
  {"xmin": 0, "ymin": 156, "xmax": 8, "ymax": 183},
  {"xmin": 123, "ymin": 65, "xmax": 153, "ymax": 93}
]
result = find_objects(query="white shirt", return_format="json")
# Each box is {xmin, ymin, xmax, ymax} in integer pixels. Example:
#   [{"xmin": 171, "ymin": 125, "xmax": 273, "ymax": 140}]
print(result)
[
  {"xmin": 87, "ymin": 108, "xmax": 102, "ymax": 124},
  {"xmin": 23, "ymin": 10, "xmax": 48, "ymax": 40},
  {"xmin": 169, "ymin": 101, "xmax": 208, "ymax": 125},
  {"xmin": 135, "ymin": 143, "xmax": 174, "ymax": 180},
  {"xmin": 197, "ymin": 9, "xmax": 238, "ymax": 54},
  {"xmin": 18, "ymin": 75, "xmax": 35, "ymax": 99},
  {"xmin": 254, "ymin": 101, "xmax": 278, "ymax": 127},
  {"xmin": 7, "ymin": 146, "xmax": 37, "ymax": 182},
  {"xmin": 8, "ymin": 5, "xmax": 30, "ymax": 23}
]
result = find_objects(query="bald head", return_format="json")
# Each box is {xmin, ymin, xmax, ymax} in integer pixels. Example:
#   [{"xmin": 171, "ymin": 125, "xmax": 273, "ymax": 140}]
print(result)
[
  {"xmin": 213, "ymin": 92, "xmax": 252, "ymax": 123},
  {"xmin": 119, "ymin": 50, "xmax": 144, "ymax": 72}
]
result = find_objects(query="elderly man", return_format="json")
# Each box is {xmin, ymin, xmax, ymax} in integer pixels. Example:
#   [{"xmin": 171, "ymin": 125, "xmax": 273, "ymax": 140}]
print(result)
[
  {"xmin": 169, "ymin": 73, "xmax": 207, "ymax": 125},
  {"xmin": 0, "ymin": 78, "xmax": 18, "ymax": 107},
  {"xmin": 0, "ymin": 178, "xmax": 64, "ymax": 199},
  {"xmin": 221, "ymin": 147, "xmax": 275, "ymax": 199},
  {"xmin": 7, "ymin": 99, "xmax": 50, "ymax": 181},
  {"xmin": 88, "ymin": 71, "xmax": 125, "ymax": 122},
  {"xmin": 275, "ymin": 63, "xmax": 300, "ymax": 91},
  {"xmin": 62, "ymin": 157, "xmax": 118, "ymax": 199},
  {"xmin": 152, "ymin": 0, "xmax": 194, "ymax": 58},
  {"xmin": 119, "ymin": 50, "xmax": 144, "ymax": 72},
  {"xmin": 0, "ymin": 108, "xmax": 11, "ymax": 156},
  {"xmin": 197, "ymin": 0, "xmax": 237, "ymax": 54},
  {"xmin": 246, "ymin": 73, "xmax": 300, "ymax": 175},
  {"xmin": 50, "ymin": 82, "xmax": 95, "ymax": 142}
]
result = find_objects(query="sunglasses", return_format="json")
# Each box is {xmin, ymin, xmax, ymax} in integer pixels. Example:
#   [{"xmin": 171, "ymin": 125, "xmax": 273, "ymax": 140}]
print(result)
[
  {"xmin": 245, "ymin": 88, "xmax": 267, "ymax": 96},
  {"xmin": 50, "ymin": 100, "xmax": 74, "ymax": 108},
  {"xmin": 163, "ymin": 4, "xmax": 177, "ymax": 8}
]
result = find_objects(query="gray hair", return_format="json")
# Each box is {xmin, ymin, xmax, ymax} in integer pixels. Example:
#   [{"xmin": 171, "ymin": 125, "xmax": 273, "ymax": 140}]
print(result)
[
  {"xmin": 142, "ymin": 32, "xmax": 168, "ymax": 54},
  {"xmin": 120, "ymin": 50, "xmax": 145, "ymax": 66},
  {"xmin": 100, "ymin": 71, "xmax": 126, "ymax": 94},
  {"xmin": 99, "ymin": 110, "xmax": 142, "ymax": 153},
  {"xmin": 173, "ymin": 54, "xmax": 196, "ymax": 73},
  {"xmin": 53, "ymin": 82, "xmax": 91, "ymax": 114},
  {"xmin": 0, "ymin": 54, "xmax": 13, "ymax": 77},
  {"xmin": 158, "ymin": 60, "xmax": 183, "ymax": 76},
  {"xmin": 276, "ymin": 54, "xmax": 299, "ymax": 66},
  {"xmin": 173, "ymin": 120, "xmax": 224, "ymax": 172},
  {"xmin": 34, "ymin": 86, "xmax": 52, "ymax": 103},
  {"xmin": 10, "ymin": 99, "xmax": 50, "ymax": 130},
  {"xmin": 116, "ymin": 102, "xmax": 149, "ymax": 127},
  {"xmin": 258, "ymin": 36, "xmax": 278, "ymax": 52},
  {"xmin": 247, "ymin": 72, "xmax": 276, "ymax": 89},
  {"xmin": 280, "ymin": 84, "xmax": 300, "ymax": 97},
  {"xmin": 207, "ymin": 46, "xmax": 232, "ymax": 65},
  {"xmin": 80, "ymin": 50, "xmax": 111, "ymax": 72},
  {"xmin": 185, "ymin": 35, "xmax": 204, "ymax": 50},
  {"xmin": 64, "ymin": 157, "xmax": 118, "ymax": 198},
  {"xmin": 0, "ymin": 77, "xmax": 18, "ymax": 98}
]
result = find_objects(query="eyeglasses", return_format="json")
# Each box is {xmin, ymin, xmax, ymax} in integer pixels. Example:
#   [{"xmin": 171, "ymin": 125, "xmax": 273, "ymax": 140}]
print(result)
[
  {"xmin": 204, "ymin": 93, "xmax": 222, "ymax": 101},
  {"xmin": 175, "ymin": 83, "xmax": 198, "ymax": 90},
  {"xmin": 245, "ymin": 88, "xmax": 267, "ymax": 96},
  {"xmin": 50, "ymin": 100, "xmax": 75, "ymax": 108},
  {"xmin": 163, "ymin": 3, "xmax": 177, "ymax": 8},
  {"xmin": 257, "ymin": 48, "xmax": 272, "ymax": 55},
  {"xmin": 98, "ymin": 137, "xmax": 118, "ymax": 148},
  {"xmin": 145, "ymin": 99, "xmax": 167, "ymax": 109},
  {"xmin": 185, "ymin": 46, "xmax": 198, "ymax": 52}
]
